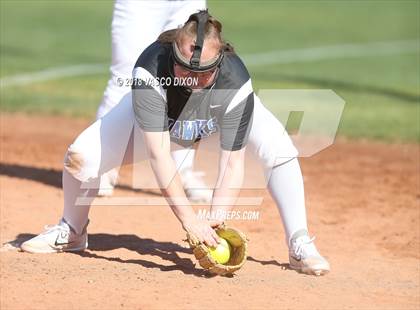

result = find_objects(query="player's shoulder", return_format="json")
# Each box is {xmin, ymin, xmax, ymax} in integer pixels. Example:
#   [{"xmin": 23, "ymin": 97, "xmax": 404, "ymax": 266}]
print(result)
[
  {"xmin": 133, "ymin": 41, "xmax": 171, "ymax": 78},
  {"xmin": 217, "ymin": 51, "xmax": 251, "ymax": 89}
]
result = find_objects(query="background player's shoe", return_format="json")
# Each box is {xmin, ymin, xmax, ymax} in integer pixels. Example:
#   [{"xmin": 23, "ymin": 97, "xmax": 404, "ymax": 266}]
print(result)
[
  {"xmin": 20, "ymin": 218, "xmax": 88, "ymax": 253},
  {"xmin": 288, "ymin": 229, "xmax": 330, "ymax": 276},
  {"xmin": 97, "ymin": 169, "xmax": 119, "ymax": 197},
  {"xmin": 180, "ymin": 169, "xmax": 213, "ymax": 204}
]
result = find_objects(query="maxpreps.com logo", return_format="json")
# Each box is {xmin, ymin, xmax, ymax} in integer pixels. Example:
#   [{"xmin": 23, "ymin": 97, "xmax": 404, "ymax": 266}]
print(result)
[{"xmin": 169, "ymin": 117, "xmax": 218, "ymax": 140}]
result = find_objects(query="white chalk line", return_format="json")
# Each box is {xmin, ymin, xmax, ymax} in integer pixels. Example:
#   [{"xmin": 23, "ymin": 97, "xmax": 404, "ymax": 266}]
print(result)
[
  {"xmin": 0, "ymin": 64, "xmax": 107, "ymax": 88},
  {"xmin": 0, "ymin": 39, "xmax": 418, "ymax": 88},
  {"xmin": 242, "ymin": 39, "xmax": 419, "ymax": 66}
]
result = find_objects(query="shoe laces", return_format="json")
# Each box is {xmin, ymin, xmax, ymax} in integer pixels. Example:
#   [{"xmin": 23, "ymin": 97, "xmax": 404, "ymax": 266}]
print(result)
[
  {"xmin": 293, "ymin": 235, "xmax": 316, "ymax": 259},
  {"xmin": 41, "ymin": 221, "xmax": 69, "ymax": 235}
]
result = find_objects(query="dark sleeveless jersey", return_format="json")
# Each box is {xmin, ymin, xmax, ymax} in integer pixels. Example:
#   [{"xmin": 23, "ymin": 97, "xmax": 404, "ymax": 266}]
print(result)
[{"xmin": 132, "ymin": 41, "xmax": 254, "ymax": 151}]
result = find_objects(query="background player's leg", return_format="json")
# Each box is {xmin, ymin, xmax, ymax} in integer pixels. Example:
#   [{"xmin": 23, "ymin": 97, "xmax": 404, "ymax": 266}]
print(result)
[
  {"xmin": 171, "ymin": 146, "xmax": 196, "ymax": 173},
  {"xmin": 163, "ymin": 0, "xmax": 207, "ymax": 31},
  {"xmin": 98, "ymin": 0, "xmax": 207, "ymax": 196},
  {"xmin": 97, "ymin": 0, "xmax": 172, "ymax": 119},
  {"xmin": 97, "ymin": 1, "xmax": 175, "ymax": 195},
  {"xmin": 171, "ymin": 143, "xmax": 213, "ymax": 204}
]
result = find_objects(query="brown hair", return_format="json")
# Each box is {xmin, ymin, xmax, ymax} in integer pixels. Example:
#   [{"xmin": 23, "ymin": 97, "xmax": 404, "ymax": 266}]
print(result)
[{"xmin": 158, "ymin": 11, "xmax": 235, "ymax": 53}]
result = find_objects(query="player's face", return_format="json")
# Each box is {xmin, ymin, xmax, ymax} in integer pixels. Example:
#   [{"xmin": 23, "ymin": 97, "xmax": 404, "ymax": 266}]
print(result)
[{"xmin": 173, "ymin": 37, "xmax": 220, "ymax": 89}]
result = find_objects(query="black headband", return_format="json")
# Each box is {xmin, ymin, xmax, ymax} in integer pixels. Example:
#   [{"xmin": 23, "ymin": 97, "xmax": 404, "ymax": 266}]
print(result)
[
  {"xmin": 190, "ymin": 10, "xmax": 208, "ymax": 68},
  {"xmin": 172, "ymin": 10, "xmax": 224, "ymax": 72}
]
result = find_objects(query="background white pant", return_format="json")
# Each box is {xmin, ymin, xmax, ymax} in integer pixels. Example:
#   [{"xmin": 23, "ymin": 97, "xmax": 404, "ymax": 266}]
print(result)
[
  {"xmin": 97, "ymin": 0, "xmax": 207, "ymax": 119},
  {"xmin": 96, "ymin": 0, "xmax": 206, "ymax": 191}
]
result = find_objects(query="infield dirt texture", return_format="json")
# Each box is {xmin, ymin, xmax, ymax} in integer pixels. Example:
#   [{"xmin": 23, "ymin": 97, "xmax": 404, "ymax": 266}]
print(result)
[
  {"xmin": 0, "ymin": 1, "xmax": 419, "ymax": 309},
  {"xmin": 0, "ymin": 114, "xmax": 418, "ymax": 309}
]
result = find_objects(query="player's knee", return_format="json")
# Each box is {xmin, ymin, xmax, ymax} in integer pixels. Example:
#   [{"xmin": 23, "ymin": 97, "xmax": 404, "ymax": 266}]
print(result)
[
  {"xmin": 63, "ymin": 147, "xmax": 94, "ymax": 182},
  {"xmin": 64, "ymin": 148, "xmax": 84, "ymax": 177}
]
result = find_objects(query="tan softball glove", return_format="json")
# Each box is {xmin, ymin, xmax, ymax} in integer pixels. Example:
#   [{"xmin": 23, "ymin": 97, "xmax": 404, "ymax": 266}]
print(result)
[{"xmin": 186, "ymin": 224, "xmax": 248, "ymax": 276}]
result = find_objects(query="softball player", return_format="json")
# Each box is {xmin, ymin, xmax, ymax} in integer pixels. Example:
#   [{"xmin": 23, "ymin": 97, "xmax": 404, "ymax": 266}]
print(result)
[
  {"xmin": 22, "ymin": 11, "xmax": 330, "ymax": 276},
  {"xmin": 96, "ymin": 0, "xmax": 211, "ymax": 203}
]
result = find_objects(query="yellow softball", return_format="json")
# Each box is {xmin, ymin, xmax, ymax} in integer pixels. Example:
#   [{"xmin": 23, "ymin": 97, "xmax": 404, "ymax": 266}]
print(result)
[{"xmin": 209, "ymin": 238, "xmax": 231, "ymax": 264}]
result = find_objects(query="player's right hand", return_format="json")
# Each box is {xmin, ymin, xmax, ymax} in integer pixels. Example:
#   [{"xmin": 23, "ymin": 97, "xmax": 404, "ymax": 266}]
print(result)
[{"xmin": 182, "ymin": 218, "xmax": 221, "ymax": 247}]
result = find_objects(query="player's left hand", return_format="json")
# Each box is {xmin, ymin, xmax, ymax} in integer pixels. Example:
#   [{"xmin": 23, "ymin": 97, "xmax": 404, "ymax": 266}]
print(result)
[{"xmin": 182, "ymin": 218, "xmax": 221, "ymax": 247}]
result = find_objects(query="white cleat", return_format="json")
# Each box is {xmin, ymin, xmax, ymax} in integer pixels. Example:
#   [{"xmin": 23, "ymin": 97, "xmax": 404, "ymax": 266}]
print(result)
[
  {"xmin": 289, "ymin": 229, "xmax": 330, "ymax": 276},
  {"xmin": 97, "ymin": 169, "xmax": 118, "ymax": 197},
  {"xmin": 97, "ymin": 187, "xmax": 114, "ymax": 197},
  {"xmin": 181, "ymin": 169, "xmax": 213, "ymax": 204},
  {"xmin": 20, "ymin": 218, "xmax": 88, "ymax": 254}
]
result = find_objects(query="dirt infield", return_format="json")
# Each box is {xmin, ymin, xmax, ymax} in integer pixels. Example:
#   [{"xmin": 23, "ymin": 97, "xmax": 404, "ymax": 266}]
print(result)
[{"xmin": 0, "ymin": 113, "xmax": 419, "ymax": 310}]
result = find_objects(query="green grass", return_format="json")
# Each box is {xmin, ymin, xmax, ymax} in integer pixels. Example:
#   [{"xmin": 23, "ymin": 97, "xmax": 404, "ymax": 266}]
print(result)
[
  {"xmin": 0, "ymin": 0, "xmax": 111, "ymax": 74},
  {"xmin": 0, "ymin": 0, "xmax": 419, "ymax": 142},
  {"xmin": 2, "ymin": 75, "xmax": 108, "ymax": 117}
]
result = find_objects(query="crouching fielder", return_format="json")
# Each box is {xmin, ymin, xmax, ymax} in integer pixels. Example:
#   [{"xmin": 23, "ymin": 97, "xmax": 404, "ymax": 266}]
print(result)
[{"xmin": 21, "ymin": 11, "xmax": 330, "ymax": 276}]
